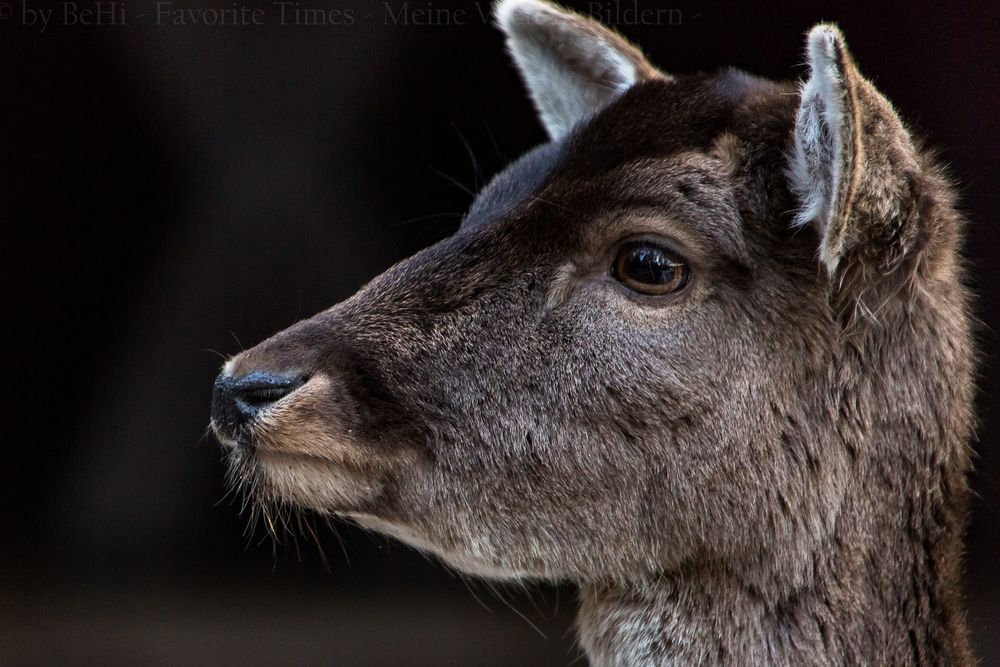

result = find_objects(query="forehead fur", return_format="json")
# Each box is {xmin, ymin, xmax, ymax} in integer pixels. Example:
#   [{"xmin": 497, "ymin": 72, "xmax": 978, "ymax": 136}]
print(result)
[
  {"xmin": 461, "ymin": 69, "xmax": 800, "ymax": 263},
  {"xmin": 560, "ymin": 70, "xmax": 794, "ymax": 176},
  {"xmin": 468, "ymin": 69, "xmax": 796, "ymax": 209}
]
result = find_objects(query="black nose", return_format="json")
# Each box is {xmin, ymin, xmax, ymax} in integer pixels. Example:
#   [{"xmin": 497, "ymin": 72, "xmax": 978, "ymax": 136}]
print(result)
[{"xmin": 212, "ymin": 371, "xmax": 307, "ymax": 437}]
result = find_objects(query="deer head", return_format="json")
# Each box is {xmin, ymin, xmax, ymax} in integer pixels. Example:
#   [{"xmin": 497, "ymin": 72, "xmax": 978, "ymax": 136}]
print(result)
[{"xmin": 211, "ymin": 1, "xmax": 973, "ymax": 663}]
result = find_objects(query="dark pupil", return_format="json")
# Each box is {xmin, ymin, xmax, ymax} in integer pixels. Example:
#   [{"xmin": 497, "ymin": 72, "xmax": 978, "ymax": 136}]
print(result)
[{"xmin": 626, "ymin": 246, "xmax": 676, "ymax": 285}]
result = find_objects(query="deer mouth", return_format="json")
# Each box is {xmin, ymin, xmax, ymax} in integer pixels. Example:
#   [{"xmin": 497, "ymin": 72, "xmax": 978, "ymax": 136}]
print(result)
[{"xmin": 211, "ymin": 369, "xmax": 405, "ymax": 514}]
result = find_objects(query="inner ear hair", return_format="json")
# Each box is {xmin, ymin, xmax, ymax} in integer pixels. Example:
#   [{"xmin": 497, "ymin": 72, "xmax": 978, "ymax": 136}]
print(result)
[
  {"xmin": 788, "ymin": 24, "xmax": 858, "ymax": 272},
  {"xmin": 788, "ymin": 24, "xmax": 920, "ymax": 278},
  {"xmin": 495, "ymin": 0, "xmax": 664, "ymax": 140}
]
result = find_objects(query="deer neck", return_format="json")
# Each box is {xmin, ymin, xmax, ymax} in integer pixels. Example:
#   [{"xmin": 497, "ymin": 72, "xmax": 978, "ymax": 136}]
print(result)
[
  {"xmin": 573, "ymin": 302, "xmax": 973, "ymax": 666},
  {"xmin": 576, "ymin": 513, "xmax": 972, "ymax": 666}
]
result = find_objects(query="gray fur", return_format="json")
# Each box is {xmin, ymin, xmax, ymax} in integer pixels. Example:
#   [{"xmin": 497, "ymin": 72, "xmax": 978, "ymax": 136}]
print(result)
[{"xmin": 211, "ymin": 2, "xmax": 975, "ymax": 664}]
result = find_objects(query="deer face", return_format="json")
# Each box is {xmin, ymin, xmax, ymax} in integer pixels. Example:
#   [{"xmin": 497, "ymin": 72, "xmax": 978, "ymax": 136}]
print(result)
[{"xmin": 212, "ymin": 0, "xmax": 927, "ymax": 584}]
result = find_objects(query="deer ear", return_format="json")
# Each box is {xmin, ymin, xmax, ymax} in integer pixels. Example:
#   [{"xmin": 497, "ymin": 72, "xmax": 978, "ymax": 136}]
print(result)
[
  {"xmin": 495, "ymin": 0, "xmax": 664, "ymax": 140},
  {"xmin": 788, "ymin": 24, "xmax": 920, "ymax": 275}
]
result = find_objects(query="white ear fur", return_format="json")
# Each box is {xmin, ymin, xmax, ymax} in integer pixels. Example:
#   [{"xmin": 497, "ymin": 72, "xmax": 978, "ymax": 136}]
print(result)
[
  {"xmin": 788, "ymin": 25, "xmax": 850, "ymax": 272},
  {"xmin": 495, "ymin": 0, "xmax": 662, "ymax": 140}
]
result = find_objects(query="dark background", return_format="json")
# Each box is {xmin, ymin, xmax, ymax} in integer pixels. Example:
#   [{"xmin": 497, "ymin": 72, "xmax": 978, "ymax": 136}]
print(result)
[{"xmin": 2, "ymin": 0, "xmax": 997, "ymax": 664}]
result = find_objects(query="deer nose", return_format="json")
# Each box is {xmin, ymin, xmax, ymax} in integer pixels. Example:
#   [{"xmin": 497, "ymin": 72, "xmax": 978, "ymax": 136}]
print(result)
[{"xmin": 211, "ymin": 371, "xmax": 308, "ymax": 434}]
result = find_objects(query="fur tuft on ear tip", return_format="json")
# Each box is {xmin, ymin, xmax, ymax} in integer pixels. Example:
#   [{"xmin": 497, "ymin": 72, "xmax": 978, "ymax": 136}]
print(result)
[
  {"xmin": 494, "ymin": 0, "xmax": 661, "ymax": 140},
  {"xmin": 806, "ymin": 24, "xmax": 846, "ymax": 65},
  {"xmin": 494, "ymin": 0, "xmax": 554, "ymax": 30}
]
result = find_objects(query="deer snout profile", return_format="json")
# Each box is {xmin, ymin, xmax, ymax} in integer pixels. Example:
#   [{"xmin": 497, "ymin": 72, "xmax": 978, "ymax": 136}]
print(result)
[{"xmin": 210, "ymin": 0, "xmax": 977, "ymax": 664}]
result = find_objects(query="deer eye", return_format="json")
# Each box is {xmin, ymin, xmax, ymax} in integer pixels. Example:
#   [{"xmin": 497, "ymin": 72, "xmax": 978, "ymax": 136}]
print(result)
[{"xmin": 612, "ymin": 242, "xmax": 690, "ymax": 295}]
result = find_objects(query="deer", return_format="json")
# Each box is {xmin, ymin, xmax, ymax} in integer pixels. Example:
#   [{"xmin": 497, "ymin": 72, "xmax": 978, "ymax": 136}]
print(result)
[{"xmin": 210, "ymin": 1, "xmax": 976, "ymax": 664}]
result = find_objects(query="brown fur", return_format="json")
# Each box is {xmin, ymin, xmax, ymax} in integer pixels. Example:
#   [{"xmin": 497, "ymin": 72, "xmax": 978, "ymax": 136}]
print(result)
[{"xmin": 211, "ymin": 3, "xmax": 975, "ymax": 664}]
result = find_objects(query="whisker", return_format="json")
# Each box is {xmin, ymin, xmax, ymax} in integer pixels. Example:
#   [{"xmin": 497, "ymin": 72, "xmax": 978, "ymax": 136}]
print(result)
[
  {"xmin": 391, "ymin": 211, "xmax": 464, "ymax": 228},
  {"xmin": 428, "ymin": 164, "xmax": 476, "ymax": 197},
  {"xmin": 484, "ymin": 580, "xmax": 548, "ymax": 639},
  {"xmin": 458, "ymin": 575, "xmax": 496, "ymax": 615},
  {"xmin": 203, "ymin": 348, "xmax": 230, "ymax": 362},
  {"xmin": 451, "ymin": 121, "xmax": 483, "ymax": 191},
  {"xmin": 482, "ymin": 117, "xmax": 507, "ymax": 164}
]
